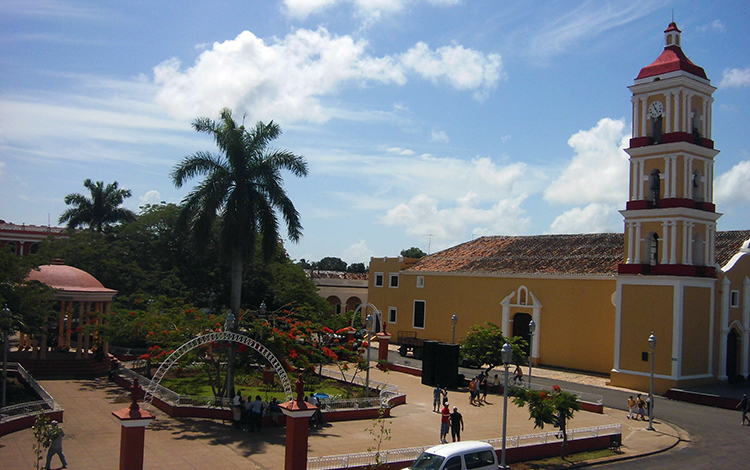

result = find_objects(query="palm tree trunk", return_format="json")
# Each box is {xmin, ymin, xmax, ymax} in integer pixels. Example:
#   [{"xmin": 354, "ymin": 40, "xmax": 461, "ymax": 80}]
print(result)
[{"xmin": 225, "ymin": 246, "xmax": 243, "ymax": 400}]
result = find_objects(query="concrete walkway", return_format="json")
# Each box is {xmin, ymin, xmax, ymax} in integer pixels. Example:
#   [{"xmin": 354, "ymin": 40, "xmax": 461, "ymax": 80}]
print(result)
[{"xmin": 0, "ymin": 361, "xmax": 684, "ymax": 470}]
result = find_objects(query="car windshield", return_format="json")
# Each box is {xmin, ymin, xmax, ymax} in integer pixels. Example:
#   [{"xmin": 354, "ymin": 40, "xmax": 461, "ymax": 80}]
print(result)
[{"xmin": 411, "ymin": 452, "xmax": 446, "ymax": 469}]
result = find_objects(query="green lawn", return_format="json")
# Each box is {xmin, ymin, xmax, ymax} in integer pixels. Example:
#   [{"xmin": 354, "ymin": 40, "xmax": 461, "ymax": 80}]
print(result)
[{"xmin": 159, "ymin": 370, "xmax": 362, "ymax": 402}]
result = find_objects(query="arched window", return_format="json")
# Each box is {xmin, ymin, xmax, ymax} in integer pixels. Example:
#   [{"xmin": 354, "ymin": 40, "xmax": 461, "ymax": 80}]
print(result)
[
  {"xmin": 692, "ymin": 233, "xmax": 705, "ymax": 266},
  {"xmin": 651, "ymin": 115, "xmax": 663, "ymax": 143},
  {"xmin": 649, "ymin": 233, "xmax": 659, "ymax": 266},
  {"xmin": 518, "ymin": 286, "xmax": 528, "ymax": 306},
  {"xmin": 648, "ymin": 169, "xmax": 661, "ymax": 205},
  {"xmin": 692, "ymin": 170, "xmax": 703, "ymax": 202},
  {"xmin": 692, "ymin": 107, "xmax": 702, "ymax": 141}
]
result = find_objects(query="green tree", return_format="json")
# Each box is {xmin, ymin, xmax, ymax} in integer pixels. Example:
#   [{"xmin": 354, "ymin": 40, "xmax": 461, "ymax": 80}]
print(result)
[
  {"xmin": 58, "ymin": 179, "xmax": 136, "ymax": 232},
  {"xmin": 171, "ymin": 108, "xmax": 308, "ymax": 398},
  {"xmin": 400, "ymin": 247, "xmax": 426, "ymax": 258},
  {"xmin": 347, "ymin": 262, "xmax": 367, "ymax": 274},
  {"xmin": 0, "ymin": 249, "xmax": 55, "ymax": 340},
  {"xmin": 510, "ymin": 385, "xmax": 580, "ymax": 456},
  {"xmin": 315, "ymin": 257, "xmax": 347, "ymax": 271},
  {"xmin": 459, "ymin": 322, "xmax": 527, "ymax": 373}
]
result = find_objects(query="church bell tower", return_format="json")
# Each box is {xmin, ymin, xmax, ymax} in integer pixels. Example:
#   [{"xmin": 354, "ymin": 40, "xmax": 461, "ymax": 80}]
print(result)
[{"xmin": 611, "ymin": 23, "xmax": 721, "ymax": 393}]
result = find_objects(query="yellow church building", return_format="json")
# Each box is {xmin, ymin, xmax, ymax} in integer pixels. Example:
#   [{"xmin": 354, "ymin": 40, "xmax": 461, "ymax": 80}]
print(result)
[{"xmin": 367, "ymin": 23, "xmax": 750, "ymax": 395}]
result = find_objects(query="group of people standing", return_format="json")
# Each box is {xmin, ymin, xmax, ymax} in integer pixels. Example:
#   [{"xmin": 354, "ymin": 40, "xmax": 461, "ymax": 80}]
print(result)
[{"xmin": 232, "ymin": 391, "xmax": 282, "ymax": 431}]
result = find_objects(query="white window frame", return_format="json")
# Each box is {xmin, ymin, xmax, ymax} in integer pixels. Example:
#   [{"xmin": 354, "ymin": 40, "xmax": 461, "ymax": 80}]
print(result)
[
  {"xmin": 416, "ymin": 276, "xmax": 424, "ymax": 288},
  {"xmin": 389, "ymin": 273, "xmax": 399, "ymax": 288},
  {"xmin": 388, "ymin": 307, "xmax": 397, "ymax": 324},
  {"xmin": 374, "ymin": 272, "xmax": 384, "ymax": 287},
  {"xmin": 413, "ymin": 300, "xmax": 426, "ymax": 329},
  {"xmin": 730, "ymin": 290, "xmax": 740, "ymax": 308}
]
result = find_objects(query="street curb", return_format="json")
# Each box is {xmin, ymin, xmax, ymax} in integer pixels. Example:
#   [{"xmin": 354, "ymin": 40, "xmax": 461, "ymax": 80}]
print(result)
[{"xmin": 572, "ymin": 420, "xmax": 689, "ymax": 468}]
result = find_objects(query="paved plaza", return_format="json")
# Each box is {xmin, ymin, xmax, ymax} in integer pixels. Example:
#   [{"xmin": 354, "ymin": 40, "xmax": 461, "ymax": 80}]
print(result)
[{"xmin": 0, "ymin": 353, "xmax": 684, "ymax": 470}]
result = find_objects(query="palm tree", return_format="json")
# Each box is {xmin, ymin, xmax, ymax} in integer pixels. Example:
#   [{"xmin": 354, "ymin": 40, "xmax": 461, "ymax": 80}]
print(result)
[
  {"xmin": 59, "ymin": 179, "xmax": 137, "ymax": 232},
  {"xmin": 171, "ymin": 108, "xmax": 308, "ymax": 397}
]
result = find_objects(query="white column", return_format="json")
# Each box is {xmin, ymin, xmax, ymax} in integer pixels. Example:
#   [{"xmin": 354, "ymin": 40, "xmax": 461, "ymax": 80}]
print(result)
[
  {"xmin": 641, "ymin": 97, "xmax": 648, "ymax": 137},
  {"xmin": 707, "ymin": 97, "xmax": 714, "ymax": 139},
  {"xmin": 743, "ymin": 277, "xmax": 750, "ymax": 378},
  {"xmin": 719, "ymin": 277, "xmax": 731, "ymax": 380},
  {"xmin": 634, "ymin": 222, "xmax": 643, "ymax": 264},
  {"xmin": 670, "ymin": 220, "xmax": 678, "ymax": 265},
  {"xmin": 627, "ymin": 222, "xmax": 635, "ymax": 263},
  {"xmin": 665, "ymin": 92, "xmax": 673, "ymax": 133},
  {"xmin": 684, "ymin": 221, "xmax": 693, "ymax": 265},
  {"xmin": 631, "ymin": 97, "xmax": 638, "ymax": 138},
  {"xmin": 707, "ymin": 160, "xmax": 714, "ymax": 202},
  {"xmin": 663, "ymin": 156, "xmax": 672, "ymax": 198},
  {"xmin": 661, "ymin": 222, "xmax": 670, "ymax": 265},
  {"xmin": 630, "ymin": 161, "xmax": 637, "ymax": 201}
]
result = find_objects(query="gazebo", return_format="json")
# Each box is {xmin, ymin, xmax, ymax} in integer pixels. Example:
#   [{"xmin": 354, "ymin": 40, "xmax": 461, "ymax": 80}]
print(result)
[{"xmin": 11, "ymin": 259, "xmax": 117, "ymax": 376}]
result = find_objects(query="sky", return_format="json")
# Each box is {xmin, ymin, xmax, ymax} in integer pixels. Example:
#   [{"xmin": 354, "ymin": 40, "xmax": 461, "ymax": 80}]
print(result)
[{"xmin": 1, "ymin": 0, "xmax": 749, "ymax": 266}]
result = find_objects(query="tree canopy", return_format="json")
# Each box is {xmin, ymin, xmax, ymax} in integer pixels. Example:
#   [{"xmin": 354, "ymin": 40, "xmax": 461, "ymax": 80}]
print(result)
[
  {"xmin": 0, "ymin": 249, "xmax": 55, "ymax": 337},
  {"xmin": 511, "ymin": 385, "xmax": 580, "ymax": 456},
  {"xmin": 459, "ymin": 322, "xmax": 527, "ymax": 372},
  {"xmin": 59, "ymin": 179, "xmax": 136, "ymax": 232},
  {"xmin": 400, "ymin": 247, "xmax": 426, "ymax": 258},
  {"xmin": 315, "ymin": 257, "xmax": 348, "ymax": 271}
]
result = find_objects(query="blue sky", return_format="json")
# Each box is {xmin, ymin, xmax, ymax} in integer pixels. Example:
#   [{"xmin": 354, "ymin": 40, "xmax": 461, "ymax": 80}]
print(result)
[{"xmin": 1, "ymin": 0, "xmax": 749, "ymax": 265}]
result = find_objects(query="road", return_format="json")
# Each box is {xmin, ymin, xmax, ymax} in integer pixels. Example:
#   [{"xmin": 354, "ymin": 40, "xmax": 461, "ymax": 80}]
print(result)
[{"xmin": 386, "ymin": 348, "xmax": 750, "ymax": 469}]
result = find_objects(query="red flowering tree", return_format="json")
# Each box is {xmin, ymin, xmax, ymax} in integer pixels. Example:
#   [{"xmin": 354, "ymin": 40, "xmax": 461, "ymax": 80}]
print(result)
[{"xmin": 510, "ymin": 384, "xmax": 580, "ymax": 456}]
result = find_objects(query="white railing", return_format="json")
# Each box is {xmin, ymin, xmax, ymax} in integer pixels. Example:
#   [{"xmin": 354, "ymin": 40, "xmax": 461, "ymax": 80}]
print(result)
[
  {"xmin": 0, "ymin": 363, "xmax": 63, "ymax": 423},
  {"xmin": 526, "ymin": 383, "xmax": 604, "ymax": 405},
  {"xmin": 307, "ymin": 424, "xmax": 622, "ymax": 470},
  {"xmin": 318, "ymin": 367, "xmax": 401, "ymax": 408}
]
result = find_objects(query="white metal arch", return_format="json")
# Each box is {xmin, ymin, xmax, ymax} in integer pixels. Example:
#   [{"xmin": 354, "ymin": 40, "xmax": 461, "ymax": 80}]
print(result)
[
  {"xmin": 351, "ymin": 302, "xmax": 383, "ymax": 332},
  {"xmin": 142, "ymin": 331, "xmax": 293, "ymax": 409}
]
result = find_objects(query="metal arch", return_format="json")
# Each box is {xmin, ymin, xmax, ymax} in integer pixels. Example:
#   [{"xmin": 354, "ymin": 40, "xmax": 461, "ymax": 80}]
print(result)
[
  {"xmin": 351, "ymin": 302, "xmax": 383, "ymax": 331},
  {"xmin": 142, "ymin": 331, "xmax": 293, "ymax": 409}
]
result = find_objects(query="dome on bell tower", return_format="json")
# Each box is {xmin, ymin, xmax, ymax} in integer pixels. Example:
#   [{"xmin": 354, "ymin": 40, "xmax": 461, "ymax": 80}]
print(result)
[{"xmin": 636, "ymin": 22, "xmax": 708, "ymax": 81}]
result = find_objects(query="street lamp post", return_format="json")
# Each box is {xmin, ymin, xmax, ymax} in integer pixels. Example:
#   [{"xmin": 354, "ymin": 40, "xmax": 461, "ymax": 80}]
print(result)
[
  {"xmin": 2, "ymin": 305, "xmax": 9, "ymax": 409},
  {"xmin": 528, "ymin": 319, "xmax": 535, "ymax": 389},
  {"xmin": 647, "ymin": 332, "xmax": 657, "ymax": 431},
  {"xmin": 451, "ymin": 314, "xmax": 458, "ymax": 344},
  {"xmin": 365, "ymin": 314, "xmax": 374, "ymax": 398},
  {"xmin": 500, "ymin": 342, "xmax": 513, "ymax": 469},
  {"xmin": 224, "ymin": 312, "xmax": 237, "ymax": 401}
]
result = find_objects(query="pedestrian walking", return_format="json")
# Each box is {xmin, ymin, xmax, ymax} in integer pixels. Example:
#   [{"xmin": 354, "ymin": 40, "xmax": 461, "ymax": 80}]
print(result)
[
  {"xmin": 441, "ymin": 386, "xmax": 448, "ymax": 406},
  {"xmin": 636, "ymin": 394, "xmax": 646, "ymax": 420},
  {"xmin": 439, "ymin": 403, "xmax": 451, "ymax": 443},
  {"xmin": 737, "ymin": 394, "xmax": 750, "ymax": 425},
  {"xmin": 480, "ymin": 374, "xmax": 488, "ymax": 403},
  {"xmin": 250, "ymin": 395, "xmax": 263, "ymax": 431},
  {"xmin": 44, "ymin": 420, "xmax": 67, "ymax": 470},
  {"xmin": 468, "ymin": 377, "xmax": 477, "ymax": 405},
  {"xmin": 433, "ymin": 385, "xmax": 441, "ymax": 412},
  {"xmin": 449, "ymin": 406, "xmax": 464, "ymax": 442},
  {"xmin": 627, "ymin": 395, "xmax": 635, "ymax": 420}
]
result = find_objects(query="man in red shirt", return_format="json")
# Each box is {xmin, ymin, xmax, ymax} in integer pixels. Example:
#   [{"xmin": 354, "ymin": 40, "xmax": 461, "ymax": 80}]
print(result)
[{"xmin": 440, "ymin": 403, "xmax": 451, "ymax": 443}]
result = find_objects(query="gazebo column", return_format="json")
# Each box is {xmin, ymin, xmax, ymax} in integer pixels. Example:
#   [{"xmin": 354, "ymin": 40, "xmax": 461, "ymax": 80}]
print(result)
[
  {"xmin": 57, "ymin": 301, "xmax": 67, "ymax": 349},
  {"xmin": 102, "ymin": 301, "xmax": 110, "ymax": 356},
  {"xmin": 83, "ymin": 301, "xmax": 92, "ymax": 357},
  {"xmin": 76, "ymin": 302, "xmax": 84, "ymax": 358},
  {"xmin": 65, "ymin": 303, "xmax": 74, "ymax": 350}
]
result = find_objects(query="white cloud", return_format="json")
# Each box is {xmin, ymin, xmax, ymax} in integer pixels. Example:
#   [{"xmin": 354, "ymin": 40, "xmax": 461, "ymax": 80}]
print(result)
[
  {"xmin": 720, "ymin": 68, "xmax": 750, "ymax": 89},
  {"xmin": 699, "ymin": 19, "xmax": 725, "ymax": 32},
  {"xmin": 527, "ymin": 1, "xmax": 654, "ymax": 58},
  {"xmin": 430, "ymin": 130, "xmax": 449, "ymax": 143},
  {"xmin": 139, "ymin": 190, "xmax": 163, "ymax": 206},
  {"xmin": 342, "ymin": 240, "xmax": 375, "ymax": 264},
  {"xmin": 399, "ymin": 42, "xmax": 504, "ymax": 100},
  {"xmin": 153, "ymin": 28, "xmax": 503, "ymax": 122},
  {"xmin": 715, "ymin": 159, "xmax": 750, "ymax": 206},
  {"xmin": 283, "ymin": 0, "xmax": 459, "ymax": 20},
  {"xmin": 382, "ymin": 192, "xmax": 530, "ymax": 248},
  {"xmin": 544, "ymin": 118, "xmax": 629, "ymax": 205},
  {"xmin": 387, "ymin": 147, "xmax": 415, "ymax": 155},
  {"xmin": 547, "ymin": 203, "xmax": 620, "ymax": 234}
]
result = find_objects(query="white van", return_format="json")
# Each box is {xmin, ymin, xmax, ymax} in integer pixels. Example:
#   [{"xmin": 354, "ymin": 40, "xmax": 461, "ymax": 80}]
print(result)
[{"xmin": 402, "ymin": 441, "xmax": 499, "ymax": 470}]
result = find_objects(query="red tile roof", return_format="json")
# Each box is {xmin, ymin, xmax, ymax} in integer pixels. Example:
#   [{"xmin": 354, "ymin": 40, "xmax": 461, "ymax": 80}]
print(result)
[
  {"xmin": 405, "ymin": 231, "xmax": 750, "ymax": 276},
  {"xmin": 636, "ymin": 46, "xmax": 707, "ymax": 80},
  {"xmin": 716, "ymin": 230, "xmax": 750, "ymax": 267},
  {"xmin": 407, "ymin": 233, "xmax": 624, "ymax": 276}
]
